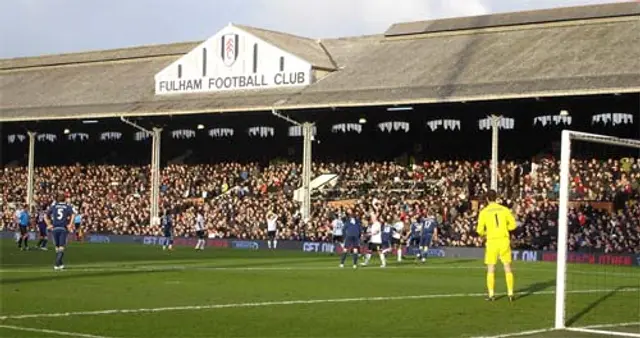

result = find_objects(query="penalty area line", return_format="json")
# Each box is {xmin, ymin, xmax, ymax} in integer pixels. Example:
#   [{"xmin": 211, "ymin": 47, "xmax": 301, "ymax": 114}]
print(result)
[
  {"xmin": 1, "ymin": 287, "xmax": 638, "ymax": 321},
  {"xmin": 0, "ymin": 324, "xmax": 115, "ymax": 338}
]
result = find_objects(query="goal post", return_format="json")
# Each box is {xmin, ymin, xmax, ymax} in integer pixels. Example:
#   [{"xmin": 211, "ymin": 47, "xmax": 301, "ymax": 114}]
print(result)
[{"xmin": 555, "ymin": 129, "xmax": 640, "ymax": 336}]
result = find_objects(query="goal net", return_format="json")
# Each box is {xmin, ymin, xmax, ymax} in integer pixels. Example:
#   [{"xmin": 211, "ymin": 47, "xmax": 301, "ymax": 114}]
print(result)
[{"xmin": 555, "ymin": 130, "xmax": 640, "ymax": 337}]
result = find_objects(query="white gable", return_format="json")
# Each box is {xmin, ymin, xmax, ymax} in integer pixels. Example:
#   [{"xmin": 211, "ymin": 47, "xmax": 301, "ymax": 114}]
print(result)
[{"xmin": 155, "ymin": 24, "xmax": 313, "ymax": 95}]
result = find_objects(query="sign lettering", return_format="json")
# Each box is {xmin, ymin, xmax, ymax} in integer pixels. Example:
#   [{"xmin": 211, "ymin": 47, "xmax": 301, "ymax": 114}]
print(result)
[{"xmin": 157, "ymin": 72, "xmax": 307, "ymax": 94}]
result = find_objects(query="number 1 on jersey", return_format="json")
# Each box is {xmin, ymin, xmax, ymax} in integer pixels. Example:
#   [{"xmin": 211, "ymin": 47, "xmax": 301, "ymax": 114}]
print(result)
[{"xmin": 494, "ymin": 213, "xmax": 500, "ymax": 229}]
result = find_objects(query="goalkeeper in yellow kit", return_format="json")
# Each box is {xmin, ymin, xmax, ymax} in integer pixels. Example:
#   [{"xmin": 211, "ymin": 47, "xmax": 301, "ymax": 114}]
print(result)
[{"xmin": 476, "ymin": 189, "xmax": 517, "ymax": 302}]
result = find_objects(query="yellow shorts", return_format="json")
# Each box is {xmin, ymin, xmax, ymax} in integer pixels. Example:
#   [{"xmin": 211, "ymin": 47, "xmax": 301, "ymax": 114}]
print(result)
[{"xmin": 485, "ymin": 240, "xmax": 512, "ymax": 265}]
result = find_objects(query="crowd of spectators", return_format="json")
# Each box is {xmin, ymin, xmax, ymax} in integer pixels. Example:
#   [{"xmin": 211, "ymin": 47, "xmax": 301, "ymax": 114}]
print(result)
[{"xmin": 1, "ymin": 157, "xmax": 638, "ymax": 253}]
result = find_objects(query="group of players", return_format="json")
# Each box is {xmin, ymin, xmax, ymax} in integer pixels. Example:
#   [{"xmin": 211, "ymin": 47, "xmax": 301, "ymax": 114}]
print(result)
[
  {"xmin": 331, "ymin": 189, "xmax": 517, "ymax": 301},
  {"xmin": 13, "ymin": 193, "xmax": 79, "ymax": 270},
  {"xmin": 331, "ymin": 206, "xmax": 439, "ymax": 269},
  {"xmin": 14, "ymin": 189, "xmax": 517, "ymax": 301}
]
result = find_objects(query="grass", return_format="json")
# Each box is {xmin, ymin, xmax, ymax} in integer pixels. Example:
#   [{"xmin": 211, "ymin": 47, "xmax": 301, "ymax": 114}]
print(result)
[{"xmin": 0, "ymin": 239, "xmax": 638, "ymax": 338}]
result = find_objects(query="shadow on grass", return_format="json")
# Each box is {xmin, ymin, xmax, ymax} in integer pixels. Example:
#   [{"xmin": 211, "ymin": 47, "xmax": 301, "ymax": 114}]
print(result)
[
  {"xmin": 566, "ymin": 285, "xmax": 636, "ymax": 327},
  {"xmin": 515, "ymin": 279, "xmax": 556, "ymax": 301}
]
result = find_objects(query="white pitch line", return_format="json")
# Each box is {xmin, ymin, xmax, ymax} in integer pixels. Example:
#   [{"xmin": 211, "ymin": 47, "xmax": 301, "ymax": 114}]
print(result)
[
  {"xmin": 1, "ymin": 288, "xmax": 638, "ymax": 321},
  {"xmin": 470, "ymin": 328, "xmax": 555, "ymax": 338},
  {"xmin": 468, "ymin": 321, "xmax": 640, "ymax": 338},
  {"xmin": 0, "ymin": 324, "xmax": 115, "ymax": 338},
  {"xmin": 0, "ymin": 265, "xmax": 486, "ymax": 273},
  {"xmin": 580, "ymin": 322, "xmax": 640, "ymax": 329}
]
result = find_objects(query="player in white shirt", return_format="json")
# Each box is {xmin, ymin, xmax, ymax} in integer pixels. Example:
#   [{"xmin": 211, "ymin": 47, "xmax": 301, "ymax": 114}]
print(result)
[
  {"xmin": 331, "ymin": 215, "xmax": 345, "ymax": 250},
  {"xmin": 266, "ymin": 211, "xmax": 278, "ymax": 249},
  {"xmin": 361, "ymin": 216, "xmax": 386, "ymax": 268},
  {"xmin": 392, "ymin": 219, "xmax": 405, "ymax": 262},
  {"xmin": 194, "ymin": 208, "xmax": 206, "ymax": 250}
]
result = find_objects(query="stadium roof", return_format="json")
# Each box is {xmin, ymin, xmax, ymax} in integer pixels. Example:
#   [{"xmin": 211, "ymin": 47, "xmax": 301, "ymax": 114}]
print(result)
[{"xmin": 1, "ymin": 2, "xmax": 639, "ymax": 122}]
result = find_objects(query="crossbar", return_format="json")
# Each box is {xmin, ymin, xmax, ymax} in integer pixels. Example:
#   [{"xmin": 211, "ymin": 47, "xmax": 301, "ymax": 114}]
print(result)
[{"xmin": 567, "ymin": 130, "xmax": 640, "ymax": 148}]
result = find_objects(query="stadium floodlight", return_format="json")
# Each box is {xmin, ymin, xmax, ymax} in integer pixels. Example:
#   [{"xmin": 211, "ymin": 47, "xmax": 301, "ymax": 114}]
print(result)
[
  {"xmin": 82, "ymin": 120, "xmax": 99, "ymax": 124},
  {"xmin": 386, "ymin": 106, "xmax": 413, "ymax": 111},
  {"xmin": 358, "ymin": 117, "xmax": 367, "ymax": 124},
  {"xmin": 555, "ymin": 130, "xmax": 640, "ymax": 337},
  {"xmin": 559, "ymin": 110, "xmax": 569, "ymax": 116},
  {"xmin": 197, "ymin": 124, "xmax": 205, "ymax": 130},
  {"xmin": 63, "ymin": 129, "xmax": 70, "ymax": 134}
]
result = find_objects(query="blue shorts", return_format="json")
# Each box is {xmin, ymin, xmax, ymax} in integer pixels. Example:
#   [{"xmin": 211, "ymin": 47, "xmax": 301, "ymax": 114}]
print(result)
[
  {"xmin": 344, "ymin": 236, "xmax": 360, "ymax": 249},
  {"xmin": 52, "ymin": 229, "xmax": 68, "ymax": 247},
  {"xmin": 381, "ymin": 240, "xmax": 391, "ymax": 249},
  {"xmin": 19, "ymin": 225, "xmax": 28, "ymax": 236},
  {"xmin": 420, "ymin": 235, "xmax": 433, "ymax": 247},
  {"xmin": 38, "ymin": 224, "xmax": 48, "ymax": 237}
]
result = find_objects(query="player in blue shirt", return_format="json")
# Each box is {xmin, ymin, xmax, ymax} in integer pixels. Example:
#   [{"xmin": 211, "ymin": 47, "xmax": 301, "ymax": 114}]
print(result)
[
  {"xmin": 340, "ymin": 209, "xmax": 361, "ymax": 269},
  {"xmin": 15, "ymin": 204, "xmax": 30, "ymax": 250},
  {"xmin": 45, "ymin": 194, "xmax": 75, "ymax": 270},
  {"xmin": 408, "ymin": 216, "xmax": 422, "ymax": 260},
  {"xmin": 36, "ymin": 205, "xmax": 49, "ymax": 250},
  {"xmin": 418, "ymin": 210, "xmax": 439, "ymax": 263},
  {"xmin": 161, "ymin": 206, "xmax": 174, "ymax": 251}
]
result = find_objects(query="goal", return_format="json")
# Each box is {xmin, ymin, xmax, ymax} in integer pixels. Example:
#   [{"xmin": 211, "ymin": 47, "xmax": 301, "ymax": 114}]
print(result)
[{"xmin": 555, "ymin": 130, "xmax": 640, "ymax": 337}]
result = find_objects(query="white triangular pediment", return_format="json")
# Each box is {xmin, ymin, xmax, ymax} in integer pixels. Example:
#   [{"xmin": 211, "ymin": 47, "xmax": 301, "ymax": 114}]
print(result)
[{"xmin": 155, "ymin": 24, "xmax": 313, "ymax": 95}]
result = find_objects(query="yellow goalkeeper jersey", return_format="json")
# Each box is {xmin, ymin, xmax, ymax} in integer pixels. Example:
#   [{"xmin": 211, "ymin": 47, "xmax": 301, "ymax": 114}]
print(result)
[{"xmin": 476, "ymin": 202, "xmax": 517, "ymax": 242}]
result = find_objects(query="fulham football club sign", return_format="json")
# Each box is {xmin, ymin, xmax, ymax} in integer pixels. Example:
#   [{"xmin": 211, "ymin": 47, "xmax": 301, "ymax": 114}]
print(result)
[{"xmin": 155, "ymin": 24, "xmax": 313, "ymax": 95}]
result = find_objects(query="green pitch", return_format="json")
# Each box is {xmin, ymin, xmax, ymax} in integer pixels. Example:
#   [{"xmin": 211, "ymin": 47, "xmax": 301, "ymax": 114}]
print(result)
[{"xmin": 0, "ymin": 240, "xmax": 638, "ymax": 338}]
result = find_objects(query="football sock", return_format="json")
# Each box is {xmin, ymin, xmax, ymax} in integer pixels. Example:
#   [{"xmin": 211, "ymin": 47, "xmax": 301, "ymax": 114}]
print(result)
[
  {"xmin": 352, "ymin": 253, "xmax": 358, "ymax": 265},
  {"xmin": 55, "ymin": 251, "xmax": 63, "ymax": 266},
  {"xmin": 17, "ymin": 238, "xmax": 22, "ymax": 248},
  {"xmin": 379, "ymin": 253, "xmax": 386, "ymax": 266},
  {"xmin": 273, "ymin": 240, "xmax": 277, "ymax": 249},
  {"xmin": 364, "ymin": 253, "xmax": 372, "ymax": 264},
  {"xmin": 340, "ymin": 252, "xmax": 347, "ymax": 264},
  {"xmin": 397, "ymin": 249, "xmax": 402, "ymax": 261},
  {"xmin": 42, "ymin": 239, "xmax": 48, "ymax": 247},
  {"xmin": 487, "ymin": 272, "xmax": 495, "ymax": 297},
  {"xmin": 506, "ymin": 272, "xmax": 514, "ymax": 296},
  {"xmin": 24, "ymin": 238, "xmax": 28, "ymax": 248},
  {"xmin": 267, "ymin": 241, "xmax": 272, "ymax": 249}
]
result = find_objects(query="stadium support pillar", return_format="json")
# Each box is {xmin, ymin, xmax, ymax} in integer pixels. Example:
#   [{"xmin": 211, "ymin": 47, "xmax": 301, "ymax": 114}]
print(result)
[
  {"xmin": 271, "ymin": 108, "xmax": 314, "ymax": 221},
  {"xmin": 301, "ymin": 122, "xmax": 313, "ymax": 221},
  {"xmin": 120, "ymin": 116, "xmax": 160, "ymax": 227},
  {"xmin": 490, "ymin": 115, "xmax": 499, "ymax": 191},
  {"xmin": 150, "ymin": 128, "xmax": 162, "ymax": 226},
  {"xmin": 26, "ymin": 131, "xmax": 36, "ymax": 212}
]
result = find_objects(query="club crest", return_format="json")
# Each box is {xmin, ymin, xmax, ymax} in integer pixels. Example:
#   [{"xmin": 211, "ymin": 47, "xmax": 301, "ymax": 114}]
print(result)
[{"xmin": 221, "ymin": 33, "xmax": 239, "ymax": 67}]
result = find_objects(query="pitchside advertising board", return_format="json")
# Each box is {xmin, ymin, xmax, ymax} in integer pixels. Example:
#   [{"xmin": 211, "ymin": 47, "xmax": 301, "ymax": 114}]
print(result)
[
  {"xmin": 154, "ymin": 24, "xmax": 312, "ymax": 95},
  {"xmin": 2, "ymin": 232, "xmax": 638, "ymax": 266}
]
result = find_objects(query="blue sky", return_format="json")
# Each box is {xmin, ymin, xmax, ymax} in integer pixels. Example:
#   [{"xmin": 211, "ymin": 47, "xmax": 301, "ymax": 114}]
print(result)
[{"xmin": 0, "ymin": 0, "xmax": 623, "ymax": 58}]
